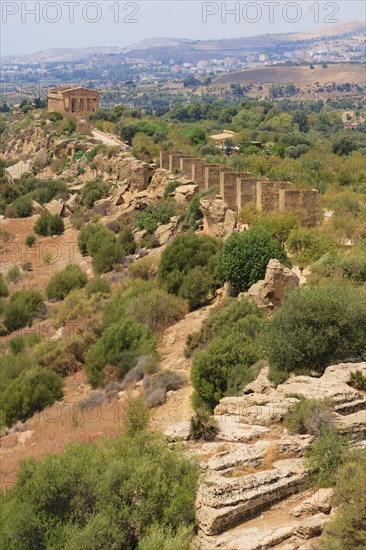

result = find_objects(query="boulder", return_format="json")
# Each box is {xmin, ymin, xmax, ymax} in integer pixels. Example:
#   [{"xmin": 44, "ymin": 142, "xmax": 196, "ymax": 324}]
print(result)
[
  {"xmin": 44, "ymin": 199, "xmax": 64, "ymax": 216},
  {"xmin": 147, "ymin": 168, "xmax": 170, "ymax": 198},
  {"xmin": 214, "ymin": 415, "xmax": 270, "ymax": 442},
  {"xmin": 5, "ymin": 160, "xmax": 33, "ymax": 182},
  {"xmin": 154, "ymin": 221, "xmax": 176, "ymax": 246},
  {"xmin": 295, "ymin": 513, "xmax": 330, "ymax": 539},
  {"xmin": 114, "ymin": 154, "xmax": 155, "ymax": 191},
  {"xmin": 223, "ymin": 208, "xmax": 236, "ymax": 236},
  {"xmin": 200, "ymin": 196, "xmax": 235, "ymax": 239},
  {"xmin": 248, "ymin": 259, "xmax": 299, "ymax": 310},
  {"xmin": 291, "ymin": 488, "xmax": 334, "ymax": 517},
  {"xmin": 276, "ymin": 362, "xmax": 366, "ymax": 404},
  {"xmin": 215, "ymin": 395, "xmax": 299, "ymax": 426},
  {"xmin": 243, "ymin": 365, "xmax": 275, "ymax": 395},
  {"xmin": 164, "ymin": 421, "xmax": 191, "ymax": 441},
  {"xmin": 173, "ymin": 184, "xmax": 199, "ymax": 204}
]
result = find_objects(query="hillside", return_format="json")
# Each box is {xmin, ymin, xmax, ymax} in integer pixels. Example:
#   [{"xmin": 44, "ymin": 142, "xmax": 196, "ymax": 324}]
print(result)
[
  {"xmin": 2, "ymin": 20, "xmax": 364, "ymax": 63},
  {"xmin": 214, "ymin": 62, "xmax": 366, "ymax": 85},
  {"xmin": 0, "ymin": 104, "xmax": 366, "ymax": 549}
]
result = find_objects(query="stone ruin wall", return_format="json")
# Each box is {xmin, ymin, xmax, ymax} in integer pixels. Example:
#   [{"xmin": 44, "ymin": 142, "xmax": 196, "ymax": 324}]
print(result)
[
  {"xmin": 116, "ymin": 155, "xmax": 155, "ymax": 191},
  {"xmin": 159, "ymin": 151, "xmax": 319, "ymax": 227},
  {"xmin": 279, "ymin": 188, "xmax": 320, "ymax": 227}
]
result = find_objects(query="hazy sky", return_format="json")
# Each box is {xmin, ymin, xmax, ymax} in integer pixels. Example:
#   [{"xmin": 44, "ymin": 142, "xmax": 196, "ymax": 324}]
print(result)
[{"xmin": 1, "ymin": 1, "xmax": 365, "ymax": 56}]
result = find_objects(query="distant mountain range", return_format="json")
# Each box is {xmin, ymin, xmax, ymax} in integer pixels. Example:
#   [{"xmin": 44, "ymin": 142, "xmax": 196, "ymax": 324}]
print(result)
[{"xmin": 2, "ymin": 20, "xmax": 364, "ymax": 64}]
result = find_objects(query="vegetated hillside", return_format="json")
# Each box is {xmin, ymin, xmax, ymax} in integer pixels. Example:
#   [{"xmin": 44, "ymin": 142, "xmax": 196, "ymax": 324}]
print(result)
[
  {"xmin": 0, "ymin": 99, "xmax": 366, "ymax": 549},
  {"xmin": 214, "ymin": 62, "xmax": 366, "ymax": 85}
]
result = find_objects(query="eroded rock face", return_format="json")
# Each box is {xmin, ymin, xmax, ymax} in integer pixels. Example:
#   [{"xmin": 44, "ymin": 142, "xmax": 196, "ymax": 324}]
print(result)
[
  {"xmin": 173, "ymin": 184, "xmax": 199, "ymax": 204},
  {"xmin": 187, "ymin": 361, "xmax": 365, "ymax": 548},
  {"xmin": 276, "ymin": 362, "xmax": 366, "ymax": 404},
  {"xmin": 200, "ymin": 196, "xmax": 235, "ymax": 239},
  {"xmin": 196, "ymin": 459, "xmax": 307, "ymax": 535},
  {"xmin": 114, "ymin": 154, "xmax": 155, "ymax": 191},
  {"xmin": 247, "ymin": 259, "xmax": 299, "ymax": 310},
  {"xmin": 147, "ymin": 168, "xmax": 170, "ymax": 198},
  {"xmin": 291, "ymin": 488, "xmax": 334, "ymax": 517},
  {"xmin": 154, "ymin": 220, "xmax": 177, "ymax": 246}
]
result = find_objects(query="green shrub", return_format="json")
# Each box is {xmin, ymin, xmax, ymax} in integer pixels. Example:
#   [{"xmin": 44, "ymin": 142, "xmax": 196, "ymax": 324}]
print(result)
[
  {"xmin": 55, "ymin": 289, "xmax": 106, "ymax": 326},
  {"xmin": 190, "ymin": 297, "xmax": 267, "ymax": 409},
  {"xmin": 7, "ymin": 265, "xmax": 21, "ymax": 283},
  {"xmin": 12, "ymin": 195, "xmax": 33, "ymax": 218},
  {"xmin": 201, "ymin": 297, "xmax": 264, "ymax": 344},
  {"xmin": 253, "ymin": 213, "xmax": 298, "ymax": 245},
  {"xmin": 9, "ymin": 336, "xmax": 26, "ymax": 355},
  {"xmin": 158, "ymin": 232, "xmax": 221, "ymax": 309},
  {"xmin": 48, "ymin": 214, "xmax": 65, "ymax": 236},
  {"xmin": 92, "ymin": 240, "xmax": 122, "ymax": 274},
  {"xmin": 319, "ymin": 449, "xmax": 366, "ymax": 550},
  {"xmin": 124, "ymin": 396, "xmax": 150, "ymax": 436},
  {"xmin": 138, "ymin": 525, "xmax": 193, "ymax": 550},
  {"xmin": 191, "ymin": 333, "xmax": 263, "ymax": 410},
  {"xmin": 126, "ymin": 288, "xmax": 188, "ymax": 332},
  {"xmin": 33, "ymin": 339, "xmax": 83, "ymax": 377},
  {"xmin": 189, "ymin": 409, "xmax": 218, "ymax": 441},
  {"xmin": 164, "ymin": 180, "xmax": 182, "ymax": 199},
  {"xmin": 1, "ymin": 366, "xmax": 63, "ymax": 426},
  {"xmin": 183, "ymin": 194, "xmax": 203, "ymax": 230},
  {"xmin": 287, "ymin": 227, "xmax": 336, "ymax": 266},
  {"xmin": 178, "ymin": 266, "xmax": 214, "ymax": 310},
  {"xmin": 78, "ymin": 223, "xmax": 115, "ymax": 257},
  {"xmin": 82, "ymin": 179, "xmax": 108, "ymax": 208},
  {"xmin": 348, "ymin": 370, "xmax": 366, "ymax": 391},
  {"xmin": 283, "ymin": 398, "xmax": 334, "ymax": 436},
  {"xmin": 0, "ymin": 353, "xmax": 35, "ymax": 400},
  {"xmin": 0, "ymin": 423, "xmax": 198, "ymax": 549},
  {"xmin": 136, "ymin": 203, "xmax": 174, "ymax": 233},
  {"xmin": 118, "ymin": 226, "xmax": 136, "ymax": 255},
  {"xmin": 25, "ymin": 234, "xmax": 36, "ymax": 247},
  {"xmin": 0, "ymin": 273, "xmax": 9, "ymax": 297},
  {"xmin": 216, "ymin": 226, "xmax": 290, "ymax": 292},
  {"xmin": 305, "ymin": 427, "xmax": 349, "ymax": 487},
  {"xmin": 34, "ymin": 213, "xmax": 64, "ymax": 236},
  {"xmin": 264, "ymin": 284, "xmax": 366, "ymax": 379},
  {"xmin": 129, "ymin": 256, "xmax": 158, "ymax": 280},
  {"xmin": 4, "ymin": 290, "xmax": 45, "ymax": 332},
  {"xmin": 46, "ymin": 264, "xmax": 88, "ymax": 301},
  {"xmin": 85, "ymin": 277, "xmax": 111, "ymax": 297},
  {"xmin": 86, "ymin": 317, "xmax": 156, "ymax": 387},
  {"xmin": 312, "ymin": 251, "xmax": 366, "ymax": 283}
]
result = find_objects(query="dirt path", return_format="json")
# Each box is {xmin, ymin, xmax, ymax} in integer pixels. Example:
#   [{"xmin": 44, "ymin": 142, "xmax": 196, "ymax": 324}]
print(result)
[
  {"xmin": 91, "ymin": 129, "xmax": 124, "ymax": 147},
  {"xmin": 150, "ymin": 304, "xmax": 215, "ymax": 432}
]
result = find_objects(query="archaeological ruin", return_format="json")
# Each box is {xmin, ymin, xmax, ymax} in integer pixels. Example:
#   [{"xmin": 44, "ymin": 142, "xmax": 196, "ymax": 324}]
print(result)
[
  {"xmin": 47, "ymin": 86, "xmax": 100, "ymax": 115},
  {"xmin": 160, "ymin": 151, "xmax": 319, "ymax": 227}
]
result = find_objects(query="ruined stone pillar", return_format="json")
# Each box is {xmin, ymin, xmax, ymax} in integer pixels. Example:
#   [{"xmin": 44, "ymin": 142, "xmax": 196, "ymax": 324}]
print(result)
[
  {"xmin": 180, "ymin": 157, "xmax": 195, "ymax": 180},
  {"xmin": 220, "ymin": 168, "xmax": 237, "ymax": 209},
  {"xmin": 169, "ymin": 152, "xmax": 186, "ymax": 173},
  {"xmin": 279, "ymin": 188, "xmax": 319, "ymax": 227},
  {"xmin": 160, "ymin": 151, "xmax": 170, "ymax": 170},
  {"xmin": 191, "ymin": 159, "xmax": 205, "ymax": 190},
  {"xmin": 257, "ymin": 180, "xmax": 292, "ymax": 213},
  {"xmin": 204, "ymin": 164, "xmax": 221, "ymax": 190},
  {"xmin": 236, "ymin": 173, "xmax": 257, "ymax": 211}
]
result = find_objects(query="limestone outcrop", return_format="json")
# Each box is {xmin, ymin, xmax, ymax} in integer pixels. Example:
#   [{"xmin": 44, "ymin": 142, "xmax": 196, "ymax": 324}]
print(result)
[
  {"xmin": 165, "ymin": 360, "xmax": 365, "ymax": 549},
  {"xmin": 196, "ymin": 458, "xmax": 307, "ymax": 536},
  {"xmin": 173, "ymin": 184, "xmax": 199, "ymax": 204},
  {"xmin": 200, "ymin": 196, "xmax": 236, "ymax": 238},
  {"xmin": 247, "ymin": 259, "xmax": 299, "ymax": 310}
]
